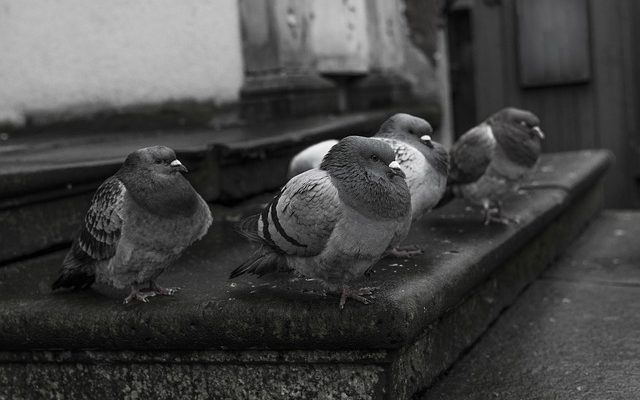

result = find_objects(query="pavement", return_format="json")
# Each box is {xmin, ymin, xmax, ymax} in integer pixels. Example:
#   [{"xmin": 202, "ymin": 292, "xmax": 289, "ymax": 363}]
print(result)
[{"xmin": 421, "ymin": 210, "xmax": 640, "ymax": 399}]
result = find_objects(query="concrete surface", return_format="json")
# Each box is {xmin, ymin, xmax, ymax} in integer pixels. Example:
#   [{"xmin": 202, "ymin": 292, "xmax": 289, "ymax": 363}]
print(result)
[
  {"xmin": 422, "ymin": 211, "xmax": 640, "ymax": 399},
  {"xmin": 0, "ymin": 151, "xmax": 611, "ymax": 399}
]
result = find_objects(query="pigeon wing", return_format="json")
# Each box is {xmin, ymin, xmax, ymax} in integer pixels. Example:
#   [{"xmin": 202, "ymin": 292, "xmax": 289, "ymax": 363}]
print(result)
[
  {"xmin": 257, "ymin": 169, "xmax": 341, "ymax": 257},
  {"xmin": 449, "ymin": 123, "xmax": 496, "ymax": 184},
  {"xmin": 74, "ymin": 176, "xmax": 126, "ymax": 262}
]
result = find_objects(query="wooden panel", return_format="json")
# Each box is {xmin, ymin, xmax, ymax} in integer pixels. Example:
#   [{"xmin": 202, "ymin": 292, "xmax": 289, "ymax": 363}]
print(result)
[
  {"xmin": 472, "ymin": 0, "xmax": 507, "ymax": 119},
  {"xmin": 590, "ymin": 0, "xmax": 630, "ymax": 207},
  {"xmin": 516, "ymin": 0, "xmax": 591, "ymax": 87},
  {"xmin": 468, "ymin": 0, "xmax": 640, "ymax": 207}
]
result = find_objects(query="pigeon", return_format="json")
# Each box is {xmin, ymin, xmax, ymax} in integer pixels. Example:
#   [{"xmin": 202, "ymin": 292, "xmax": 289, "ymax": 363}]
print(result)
[
  {"xmin": 52, "ymin": 146, "xmax": 213, "ymax": 304},
  {"xmin": 446, "ymin": 107, "xmax": 545, "ymax": 224},
  {"xmin": 230, "ymin": 136, "xmax": 411, "ymax": 309},
  {"xmin": 288, "ymin": 139, "xmax": 339, "ymax": 178},
  {"xmin": 374, "ymin": 113, "xmax": 449, "ymax": 221}
]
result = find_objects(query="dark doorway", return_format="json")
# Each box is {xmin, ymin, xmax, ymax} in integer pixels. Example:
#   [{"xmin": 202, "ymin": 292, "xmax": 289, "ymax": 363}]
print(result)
[{"xmin": 446, "ymin": 2, "xmax": 476, "ymax": 138}]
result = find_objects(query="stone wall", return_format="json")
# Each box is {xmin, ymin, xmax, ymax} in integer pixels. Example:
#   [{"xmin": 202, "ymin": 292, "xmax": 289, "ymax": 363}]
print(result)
[
  {"xmin": 0, "ymin": 0, "xmax": 442, "ymax": 129},
  {"xmin": 0, "ymin": 0, "xmax": 245, "ymax": 127}
]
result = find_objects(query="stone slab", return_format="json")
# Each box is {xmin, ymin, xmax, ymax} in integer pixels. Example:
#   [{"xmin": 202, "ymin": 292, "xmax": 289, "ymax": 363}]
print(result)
[
  {"xmin": 0, "ymin": 151, "xmax": 612, "ymax": 399},
  {"xmin": 0, "ymin": 151, "xmax": 610, "ymax": 350}
]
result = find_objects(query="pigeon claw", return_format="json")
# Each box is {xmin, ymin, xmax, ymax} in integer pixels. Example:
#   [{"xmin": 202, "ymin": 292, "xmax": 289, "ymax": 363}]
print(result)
[
  {"xmin": 339, "ymin": 286, "xmax": 379, "ymax": 310},
  {"xmin": 153, "ymin": 286, "xmax": 181, "ymax": 296},
  {"xmin": 386, "ymin": 246, "xmax": 423, "ymax": 258},
  {"xmin": 148, "ymin": 281, "xmax": 181, "ymax": 296},
  {"xmin": 483, "ymin": 209, "xmax": 520, "ymax": 226},
  {"xmin": 482, "ymin": 202, "xmax": 519, "ymax": 226},
  {"xmin": 123, "ymin": 288, "xmax": 157, "ymax": 304}
]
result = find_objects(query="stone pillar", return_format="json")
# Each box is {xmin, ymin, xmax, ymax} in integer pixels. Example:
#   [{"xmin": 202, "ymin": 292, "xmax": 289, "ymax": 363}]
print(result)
[
  {"xmin": 348, "ymin": 0, "xmax": 413, "ymax": 111},
  {"xmin": 238, "ymin": 0, "xmax": 339, "ymax": 120},
  {"xmin": 307, "ymin": 0, "xmax": 415, "ymax": 112},
  {"xmin": 307, "ymin": 0, "xmax": 370, "ymax": 112}
]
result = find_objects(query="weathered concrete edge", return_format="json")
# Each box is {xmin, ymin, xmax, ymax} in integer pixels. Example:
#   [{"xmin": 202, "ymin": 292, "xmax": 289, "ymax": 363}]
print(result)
[
  {"xmin": 0, "ymin": 181, "xmax": 607, "ymax": 400},
  {"xmin": 392, "ymin": 150, "xmax": 613, "ymax": 345},
  {"xmin": 397, "ymin": 178, "xmax": 606, "ymax": 399},
  {"xmin": 0, "ymin": 151, "xmax": 613, "ymax": 351}
]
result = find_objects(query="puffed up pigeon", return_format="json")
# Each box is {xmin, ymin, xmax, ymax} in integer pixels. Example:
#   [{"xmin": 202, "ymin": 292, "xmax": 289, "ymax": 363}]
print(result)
[
  {"xmin": 52, "ymin": 146, "xmax": 213, "ymax": 304},
  {"xmin": 375, "ymin": 113, "xmax": 449, "ymax": 221},
  {"xmin": 446, "ymin": 107, "xmax": 544, "ymax": 224},
  {"xmin": 230, "ymin": 136, "xmax": 411, "ymax": 309}
]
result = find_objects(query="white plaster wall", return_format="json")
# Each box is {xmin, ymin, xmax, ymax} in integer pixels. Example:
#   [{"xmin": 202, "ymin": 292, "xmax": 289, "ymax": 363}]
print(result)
[
  {"xmin": 0, "ymin": 0, "xmax": 244, "ymax": 125},
  {"xmin": 310, "ymin": 0, "xmax": 370, "ymax": 74},
  {"xmin": 366, "ymin": 0, "xmax": 406, "ymax": 72}
]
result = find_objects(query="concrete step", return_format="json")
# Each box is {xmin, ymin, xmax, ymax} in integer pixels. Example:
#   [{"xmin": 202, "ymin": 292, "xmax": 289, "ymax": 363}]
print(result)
[
  {"xmin": 421, "ymin": 210, "xmax": 640, "ymax": 399},
  {"xmin": 0, "ymin": 150, "xmax": 611, "ymax": 399}
]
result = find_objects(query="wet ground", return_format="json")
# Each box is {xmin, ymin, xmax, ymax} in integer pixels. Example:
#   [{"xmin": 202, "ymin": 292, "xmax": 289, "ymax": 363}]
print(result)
[{"xmin": 421, "ymin": 210, "xmax": 640, "ymax": 399}]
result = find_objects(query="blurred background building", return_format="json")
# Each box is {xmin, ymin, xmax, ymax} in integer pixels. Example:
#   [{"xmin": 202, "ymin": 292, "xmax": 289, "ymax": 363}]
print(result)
[
  {"xmin": 0, "ymin": 0, "xmax": 443, "ymax": 127},
  {"xmin": 0, "ymin": 0, "xmax": 639, "ymax": 207}
]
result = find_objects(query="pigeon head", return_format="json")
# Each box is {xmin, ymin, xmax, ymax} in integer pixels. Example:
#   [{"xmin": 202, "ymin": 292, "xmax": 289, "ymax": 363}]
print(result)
[
  {"xmin": 118, "ymin": 146, "xmax": 198, "ymax": 216},
  {"xmin": 322, "ymin": 136, "xmax": 405, "ymax": 181},
  {"xmin": 377, "ymin": 113, "xmax": 434, "ymax": 147},
  {"xmin": 123, "ymin": 146, "xmax": 188, "ymax": 176},
  {"xmin": 321, "ymin": 136, "xmax": 411, "ymax": 218},
  {"xmin": 489, "ymin": 107, "xmax": 545, "ymax": 141},
  {"xmin": 489, "ymin": 108, "xmax": 544, "ymax": 167},
  {"xmin": 377, "ymin": 113, "xmax": 448, "ymax": 176}
]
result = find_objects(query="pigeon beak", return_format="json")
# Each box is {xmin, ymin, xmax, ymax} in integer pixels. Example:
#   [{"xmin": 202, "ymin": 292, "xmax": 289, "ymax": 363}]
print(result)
[
  {"xmin": 532, "ymin": 126, "xmax": 545, "ymax": 140},
  {"xmin": 170, "ymin": 159, "xmax": 188, "ymax": 173},
  {"xmin": 420, "ymin": 134, "xmax": 434, "ymax": 148},
  {"xmin": 388, "ymin": 161, "xmax": 406, "ymax": 179}
]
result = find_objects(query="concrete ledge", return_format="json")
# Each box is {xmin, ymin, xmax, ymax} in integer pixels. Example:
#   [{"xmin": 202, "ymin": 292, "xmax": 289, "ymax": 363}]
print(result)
[{"xmin": 0, "ymin": 150, "xmax": 611, "ymax": 399}]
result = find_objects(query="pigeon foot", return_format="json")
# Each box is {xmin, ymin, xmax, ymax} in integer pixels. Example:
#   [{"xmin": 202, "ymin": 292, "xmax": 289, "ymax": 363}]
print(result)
[
  {"xmin": 386, "ymin": 246, "xmax": 423, "ymax": 258},
  {"xmin": 482, "ymin": 201, "xmax": 520, "ymax": 226},
  {"xmin": 489, "ymin": 214, "xmax": 520, "ymax": 225},
  {"xmin": 339, "ymin": 286, "xmax": 379, "ymax": 310},
  {"xmin": 123, "ymin": 286, "xmax": 156, "ymax": 304},
  {"xmin": 484, "ymin": 210, "xmax": 520, "ymax": 225},
  {"xmin": 150, "ymin": 282, "xmax": 181, "ymax": 296}
]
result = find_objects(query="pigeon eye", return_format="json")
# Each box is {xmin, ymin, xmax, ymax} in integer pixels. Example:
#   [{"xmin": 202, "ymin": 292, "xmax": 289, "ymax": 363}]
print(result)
[
  {"xmin": 370, "ymin": 154, "xmax": 380, "ymax": 162},
  {"xmin": 155, "ymin": 159, "xmax": 163, "ymax": 164}
]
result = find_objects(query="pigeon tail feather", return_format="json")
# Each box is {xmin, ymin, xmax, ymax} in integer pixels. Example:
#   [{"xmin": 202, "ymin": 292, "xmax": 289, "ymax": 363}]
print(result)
[
  {"xmin": 228, "ymin": 251, "xmax": 285, "ymax": 279},
  {"xmin": 235, "ymin": 214, "xmax": 261, "ymax": 242},
  {"xmin": 51, "ymin": 249, "xmax": 96, "ymax": 290}
]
